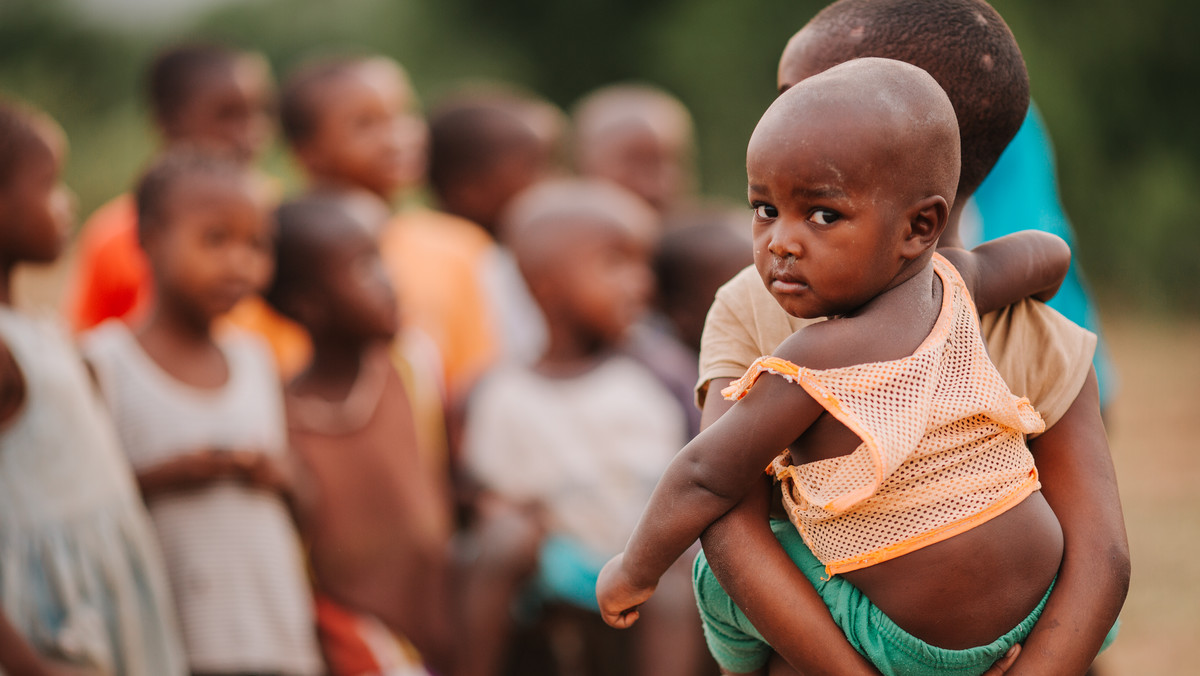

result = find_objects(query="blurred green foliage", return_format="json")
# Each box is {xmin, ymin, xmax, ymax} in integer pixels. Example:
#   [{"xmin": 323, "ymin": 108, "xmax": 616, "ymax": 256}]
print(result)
[{"xmin": 1, "ymin": 0, "xmax": 1196, "ymax": 311}]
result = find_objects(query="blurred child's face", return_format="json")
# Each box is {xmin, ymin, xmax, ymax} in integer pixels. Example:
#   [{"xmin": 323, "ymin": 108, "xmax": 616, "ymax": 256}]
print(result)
[
  {"xmin": 165, "ymin": 55, "xmax": 275, "ymax": 163},
  {"xmin": 309, "ymin": 216, "xmax": 399, "ymax": 341},
  {"xmin": 0, "ymin": 127, "xmax": 74, "ymax": 264},
  {"xmin": 146, "ymin": 174, "xmax": 274, "ymax": 323},
  {"xmin": 747, "ymin": 100, "xmax": 911, "ymax": 320},
  {"xmin": 298, "ymin": 61, "xmax": 427, "ymax": 200},
  {"xmin": 586, "ymin": 121, "xmax": 693, "ymax": 213},
  {"xmin": 546, "ymin": 220, "xmax": 653, "ymax": 344}
]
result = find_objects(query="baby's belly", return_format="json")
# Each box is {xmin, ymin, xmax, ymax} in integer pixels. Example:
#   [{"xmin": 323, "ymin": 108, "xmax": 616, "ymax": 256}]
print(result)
[{"xmin": 841, "ymin": 490, "xmax": 1064, "ymax": 650}]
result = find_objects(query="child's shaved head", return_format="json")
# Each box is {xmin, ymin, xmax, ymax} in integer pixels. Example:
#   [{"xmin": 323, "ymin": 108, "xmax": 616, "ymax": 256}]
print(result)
[
  {"xmin": 147, "ymin": 44, "xmax": 242, "ymax": 124},
  {"xmin": 755, "ymin": 57, "xmax": 960, "ymax": 208},
  {"xmin": 503, "ymin": 178, "xmax": 656, "ymax": 278},
  {"xmin": 779, "ymin": 0, "xmax": 1026, "ymax": 198},
  {"xmin": 265, "ymin": 192, "xmax": 389, "ymax": 318},
  {"xmin": 572, "ymin": 83, "xmax": 695, "ymax": 211},
  {"xmin": 0, "ymin": 99, "xmax": 58, "ymax": 188},
  {"xmin": 504, "ymin": 178, "xmax": 658, "ymax": 344},
  {"xmin": 279, "ymin": 56, "xmax": 411, "ymax": 146}
]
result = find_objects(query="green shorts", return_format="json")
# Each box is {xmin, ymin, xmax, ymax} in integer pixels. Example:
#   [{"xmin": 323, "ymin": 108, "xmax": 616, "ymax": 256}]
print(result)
[{"xmin": 692, "ymin": 519, "xmax": 1117, "ymax": 675}]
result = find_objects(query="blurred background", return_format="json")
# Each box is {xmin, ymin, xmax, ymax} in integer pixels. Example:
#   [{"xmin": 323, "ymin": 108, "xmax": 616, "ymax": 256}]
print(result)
[{"xmin": 2, "ymin": 0, "xmax": 1197, "ymax": 672}]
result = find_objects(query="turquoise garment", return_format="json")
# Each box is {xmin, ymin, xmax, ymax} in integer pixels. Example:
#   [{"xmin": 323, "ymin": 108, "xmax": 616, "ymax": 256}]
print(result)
[
  {"xmin": 531, "ymin": 535, "xmax": 607, "ymax": 612},
  {"xmin": 971, "ymin": 105, "xmax": 1115, "ymax": 405},
  {"xmin": 692, "ymin": 519, "xmax": 1118, "ymax": 676}
]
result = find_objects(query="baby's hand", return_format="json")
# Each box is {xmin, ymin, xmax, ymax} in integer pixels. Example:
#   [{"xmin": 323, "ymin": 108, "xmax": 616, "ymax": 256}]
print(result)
[{"xmin": 596, "ymin": 552, "xmax": 657, "ymax": 629}]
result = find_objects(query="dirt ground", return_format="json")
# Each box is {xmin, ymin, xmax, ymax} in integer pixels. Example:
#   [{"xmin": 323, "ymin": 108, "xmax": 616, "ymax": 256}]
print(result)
[
  {"xmin": 11, "ymin": 260, "xmax": 1197, "ymax": 674},
  {"xmin": 1093, "ymin": 312, "xmax": 1200, "ymax": 675}
]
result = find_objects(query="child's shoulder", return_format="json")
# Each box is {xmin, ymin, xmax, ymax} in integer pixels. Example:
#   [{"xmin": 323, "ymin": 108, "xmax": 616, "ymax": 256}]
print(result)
[
  {"xmin": 772, "ymin": 314, "xmax": 883, "ymax": 372},
  {"xmin": 215, "ymin": 325, "xmax": 283, "ymax": 383}
]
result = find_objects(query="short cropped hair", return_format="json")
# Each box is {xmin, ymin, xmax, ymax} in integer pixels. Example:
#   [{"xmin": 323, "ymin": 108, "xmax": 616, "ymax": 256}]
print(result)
[
  {"xmin": 278, "ymin": 57, "xmax": 365, "ymax": 146},
  {"xmin": 265, "ymin": 195, "xmax": 343, "ymax": 315},
  {"xmin": 426, "ymin": 96, "xmax": 539, "ymax": 198},
  {"xmin": 794, "ymin": 0, "xmax": 1028, "ymax": 197},
  {"xmin": 571, "ymin": 83, "xmax": 693, "ymax": 167},
  {"xmin": 0, "ymin": 99, "xmax": 47, "ymax": 188},
  {"xmin": 135, "ymin": 147, "xmax": 247, "ymax": 240},
  {"xmin": 146, "ymin": 43, "xmax": 241, "ymax": 125}
]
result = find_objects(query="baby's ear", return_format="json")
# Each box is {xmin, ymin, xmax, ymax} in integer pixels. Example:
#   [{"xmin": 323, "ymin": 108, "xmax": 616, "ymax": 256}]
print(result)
[{"xmin": 900, "ymin": 195, "xmax": 948, "ymax": 259}]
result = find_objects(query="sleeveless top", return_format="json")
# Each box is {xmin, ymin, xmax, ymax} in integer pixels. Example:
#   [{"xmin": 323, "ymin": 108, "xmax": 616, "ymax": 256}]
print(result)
[
  {"xmin": 82, "ymin": 321, "xmax": 322, "ymax": 675},
  {"xmin": 0, "ymin": 309, "xmax": 185, "ymax": 674},
  {"xmin": 722, "ymin": 255, "xmax": 1045, "ymax": 575}
]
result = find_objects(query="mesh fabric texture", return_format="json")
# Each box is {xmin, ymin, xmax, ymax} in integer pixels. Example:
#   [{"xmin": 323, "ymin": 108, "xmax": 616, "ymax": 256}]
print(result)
[{"xmin": 722, "ymin": 255, "xmax": 1045, "ymax": 575}]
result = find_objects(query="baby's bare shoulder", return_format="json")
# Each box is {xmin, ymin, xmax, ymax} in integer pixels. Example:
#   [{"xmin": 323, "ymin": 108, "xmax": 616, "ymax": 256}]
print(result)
[{"xmin": 773, "ymin": 314, "xmax": 891, "ymax": 371}]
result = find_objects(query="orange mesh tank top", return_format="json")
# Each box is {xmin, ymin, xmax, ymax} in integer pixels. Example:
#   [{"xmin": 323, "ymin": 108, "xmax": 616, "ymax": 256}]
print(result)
[{"xmin": 722, "ymin": 254, "xmax": 1045, "ymax": 575}]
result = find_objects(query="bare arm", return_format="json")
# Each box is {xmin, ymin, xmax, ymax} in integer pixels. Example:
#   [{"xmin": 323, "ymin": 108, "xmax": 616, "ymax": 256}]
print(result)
[
  {"xmin": 939, "ymin": 231, "xmax": 1071, "ymax": 314},
  {"xmin": 1004, "ymin": 368, "xmax": 1129, "ymax": 675},
  {"xmin": 597, "ymin": 370, "xmax": 824, "ymax": 627},
  {"xmin": 135, "ymin": 448, "xmax": 272, "ymax": 501}
]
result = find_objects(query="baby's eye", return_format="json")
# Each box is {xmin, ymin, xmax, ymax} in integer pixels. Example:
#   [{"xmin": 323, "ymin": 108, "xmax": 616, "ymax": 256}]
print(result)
[
  {"xmin": 810, "ymin": 209, "xmax": 841, "ymax": 226},
  {"xmin": 753, "ymin": 204, "xmax": 778, "ymax": 220}
]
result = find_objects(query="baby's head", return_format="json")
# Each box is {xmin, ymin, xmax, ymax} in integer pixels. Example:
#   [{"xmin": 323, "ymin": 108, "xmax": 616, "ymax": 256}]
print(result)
[
  {"xmin": 748, "ymin": 57, "xmax": 959, "ymax": 319},
  {"xmin": 427, "ymin": 92, "xmax": 554, "ymax": 235},
  {"xmin": 572, "ymin": 84, "xmax": 695, "ymax": 213},
  {"xmin": 136, "ymin": 149, "xmax": 274, "ymax": 324},
  {"xmin": 0, "ymin": 99, "xmax": 73, "ymax": 266},
  {"xmin": 778, "ymin": 0, "xmax": 1027, "ymax": 200},
  {"xmin": 503, "ymin": 179, "xmax": 657, "ymax": 349},
  {"xmin": 266, "ymin": 193, "xmax": 398, "ymax": 344},
  {"xmin": 280, "ymin": 55, "xmax": 426, "ymax": 201},
  {"xmin": 147, "ymin": 43, "xmax": 275, "ymax": 163}
]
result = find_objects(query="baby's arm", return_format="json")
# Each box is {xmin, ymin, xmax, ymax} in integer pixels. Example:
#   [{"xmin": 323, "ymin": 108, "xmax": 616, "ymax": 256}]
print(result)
[
  {"xmin": 597, "ymin": 365, "xmax": 825, "ymax": 628},
  {"xmin": 939, "ymin": 231, "xmax": 1071, "ymax": 315}
]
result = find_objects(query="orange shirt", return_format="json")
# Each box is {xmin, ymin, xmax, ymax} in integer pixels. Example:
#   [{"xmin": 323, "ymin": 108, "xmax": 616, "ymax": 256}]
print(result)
[
  {"xmin": 65, "ymin": 194, "xmax": 151, "ymax": 332},
  {"xmin": 379, "ymin": 208, "xmax": 499, "ymax": 400}
]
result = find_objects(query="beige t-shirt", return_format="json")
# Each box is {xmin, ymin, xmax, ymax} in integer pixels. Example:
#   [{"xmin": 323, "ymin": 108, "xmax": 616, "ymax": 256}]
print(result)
[{"xmin": 696, "ymin": 265, "xmax": 1097, "ymax": 429}]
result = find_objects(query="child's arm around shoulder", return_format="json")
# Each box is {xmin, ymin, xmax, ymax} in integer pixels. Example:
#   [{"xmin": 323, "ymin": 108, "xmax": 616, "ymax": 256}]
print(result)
[
  {"xmin": 597, "ymin": 326, "xmax": 837, "ymax": 629},
  {"xmin": 939, "ymin": 231, "xmax": 1070, "ymax": 315}
]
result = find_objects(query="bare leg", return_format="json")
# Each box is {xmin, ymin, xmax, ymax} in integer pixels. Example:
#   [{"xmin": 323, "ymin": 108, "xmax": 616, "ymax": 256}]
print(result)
[{"xmin": 454, "ymin": 503, "xmax": 543, "ymax": 676}]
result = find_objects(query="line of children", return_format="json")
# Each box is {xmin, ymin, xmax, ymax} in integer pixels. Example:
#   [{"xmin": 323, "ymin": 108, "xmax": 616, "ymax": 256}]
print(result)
[
  {"xmin": 0, "ymin": 98, "xmax": 186, "ymax": 675},
  {"xmin": 82, "ymin": 150, "xmax": 323, "ymax": 676},
  {"xmin": 4, "ymin": 4, "xmax": 1128, "ymax": 673}
]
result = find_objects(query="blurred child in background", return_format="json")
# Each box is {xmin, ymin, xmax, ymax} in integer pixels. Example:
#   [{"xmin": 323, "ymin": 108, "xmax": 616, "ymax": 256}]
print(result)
[
  {"xmin": 266, "ymin": 193, "xmax": 453, "ymax": 676},
  {"xmin": 463, "ymin": 179, "xmax": 708, "ymax": 676},
  {"xmin": 650, "ymin": 212, "xmax": 753, "ymax": 436},
  {"xmin": 404, "ymin": 91, "xmax": 559, "ymax": 393},
  {"xmin": 278, "ymin": 62, "xmax": 544, "ymax": 676},
  {"xmin": 572, "ymin": 83, "xmax": 696, "ymax": 217},
  {"xmin": 82, "ymin": 150, "xmax": 323, "ymax": 676},
  {"xmin": 65, "ymin": 42, "xmax": 273, "ymax": 331},
  {"xmin": 0, "ymin": 98, "xmax": 186, "ymax": 676}
]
